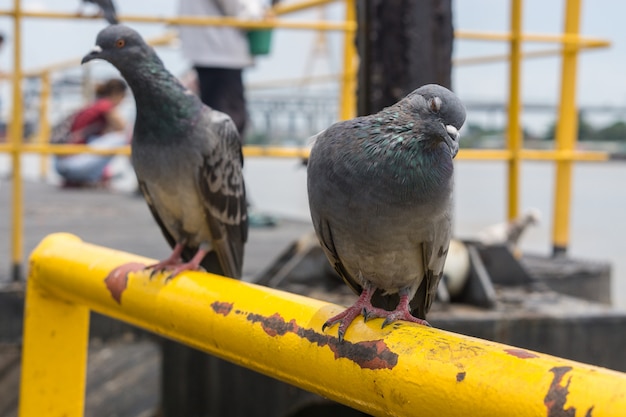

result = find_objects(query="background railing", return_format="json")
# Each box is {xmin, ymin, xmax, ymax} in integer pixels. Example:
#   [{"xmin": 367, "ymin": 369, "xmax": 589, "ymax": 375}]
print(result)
[{"xmin": 0, "ymin": 0, "xmax": 613, "ymax": 281}]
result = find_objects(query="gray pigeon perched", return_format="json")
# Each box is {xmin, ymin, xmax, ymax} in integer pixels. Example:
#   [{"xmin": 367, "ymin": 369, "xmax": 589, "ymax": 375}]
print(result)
[
  {"xmin": 81, "ymin": 0, "xmax": 118, "ymax": 25},
  {"xmin": 82, "ymin": 25, "xmax": 247, "ymax": 279},
  {"xmin": 307, "ymin": 84, "xmax": 466, "ymax": 340}
]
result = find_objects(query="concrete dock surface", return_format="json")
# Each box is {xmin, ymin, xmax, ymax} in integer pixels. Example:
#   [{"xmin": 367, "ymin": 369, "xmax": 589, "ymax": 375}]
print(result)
[{"xmin": 0, "ymin": 178, "xmax": 312, "ymax": 282}]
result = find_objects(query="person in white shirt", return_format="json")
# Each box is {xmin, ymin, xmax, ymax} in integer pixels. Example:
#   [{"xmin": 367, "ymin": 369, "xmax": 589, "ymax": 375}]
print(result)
[{"xmin": 178, "ymin": 0, "xmax": 266, "ymax": 136}]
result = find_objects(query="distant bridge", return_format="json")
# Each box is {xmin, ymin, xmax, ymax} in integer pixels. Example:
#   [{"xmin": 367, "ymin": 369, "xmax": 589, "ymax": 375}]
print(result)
[
  {"xmin": 462, "ymin": 100, "xmax": 626, "ymax": 115},
  {"xmin": 245, "ymin": 94, "xmax": 626, "ymax": 143}
]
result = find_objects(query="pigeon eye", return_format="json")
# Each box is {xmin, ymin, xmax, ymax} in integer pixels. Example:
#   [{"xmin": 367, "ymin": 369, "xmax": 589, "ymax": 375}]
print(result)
[
  {"xmin": 116, "ymin": 39, "xmax": 125, "ymax": 48},
  {"xmin": 429, "ymin": 97, "xmax": 442, "ymax": 113}
]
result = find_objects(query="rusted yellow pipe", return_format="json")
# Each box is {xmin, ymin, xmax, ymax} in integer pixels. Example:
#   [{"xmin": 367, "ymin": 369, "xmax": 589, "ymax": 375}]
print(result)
[{"xmin": 20, "ymin": 233, "xmax": 626, "ymax": 417}]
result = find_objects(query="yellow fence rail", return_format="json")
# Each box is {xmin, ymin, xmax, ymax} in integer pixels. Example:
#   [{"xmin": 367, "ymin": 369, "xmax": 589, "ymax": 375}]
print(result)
[{"xmin": 20, "ymin": 233, "xmax": 626, "ymax": 417}]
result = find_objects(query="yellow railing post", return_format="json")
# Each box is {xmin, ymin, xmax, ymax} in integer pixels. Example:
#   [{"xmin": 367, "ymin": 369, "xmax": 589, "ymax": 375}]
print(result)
[
  {"xmin": 37, "ymin": 70, "xmax": 51, "ymax": 180},
  {"xmin": 19, "ymin": 274, "xmax": 90, "ymax": 417},
  {"xmin": 339, "ymin": 0, "xmax": 357, "ymax": 120},
  {"xmin": 8, "ymin": 0, "xmax": 24, "ymax": 281},
  {"xmin": 506, "ymin": 0, "xmax": 523, "ymax": 221},
  {"xmin": 552, "ymin": 0, "xmax": 582, "ymax": 255}
]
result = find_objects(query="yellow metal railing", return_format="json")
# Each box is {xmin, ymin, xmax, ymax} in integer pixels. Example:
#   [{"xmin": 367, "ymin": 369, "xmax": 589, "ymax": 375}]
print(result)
[
  {"xmin": 0, "ymin": 0, "xmax": 613, "ymax": 279},
  {"xmin": 20, "ymin": 233, "xmax": 626, "ymax": 417}
]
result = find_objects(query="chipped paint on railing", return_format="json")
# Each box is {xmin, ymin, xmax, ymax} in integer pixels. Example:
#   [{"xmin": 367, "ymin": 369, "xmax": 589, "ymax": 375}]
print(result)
[{"xmin": 18, "ymin": 233, "xmax": 626, "ymax": 417}]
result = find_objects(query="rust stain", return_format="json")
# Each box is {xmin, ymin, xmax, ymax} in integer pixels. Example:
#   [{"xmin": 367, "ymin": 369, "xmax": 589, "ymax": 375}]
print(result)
[
  {"xmin": 505, "ymin": 348, "xmax": 539, "ymax": 359},
  {"xmin": 544, "ymin": 366, "xmax": 594, "ymax": 417},
  {"xmin": 104, "ymin": 262, "xmax": 145, "ymax": 304},
  {"xmin": 210, "ymin": 301, "xmax": 234, "ymax": 316},
  {"xmin": 247, "ymin": 312, "xmax": 398, "ymax": 370},
  {"xmin": 456, "ymin": 371, "xmax": 466, "ymax": 382}
]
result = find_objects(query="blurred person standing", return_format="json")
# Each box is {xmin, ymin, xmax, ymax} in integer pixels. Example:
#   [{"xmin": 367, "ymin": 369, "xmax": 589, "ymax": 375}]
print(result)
[
  {"xmin": 54, "ymin": 78, "xmax": 128, "ymax": 187},
  {"xmin": 178, "ymin": 0, "xmax": 267, "ymax": 136}
]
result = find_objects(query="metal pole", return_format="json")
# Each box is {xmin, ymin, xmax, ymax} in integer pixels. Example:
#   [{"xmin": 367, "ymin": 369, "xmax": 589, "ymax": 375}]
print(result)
[
  {"xmin": 506, "ymin": 0, "xmax": 523, "ymax": 221},
  {"xmin": 339, "ymin": 0, "xmax": 357, "ymax": 120},
  {"xmin": 37, "ymin": 71, "xmax": 50, "ymax": 180},
  {"xmin": 356, "ymin": 0, "xmax": 370, "ymax": 116},
  {"xmin": 551, "ymin": 0, "xmax": 581, "ymax": 256},
  {"xmin": 9, "ymin": 0, "xmax": 24, "ymax": 281}
]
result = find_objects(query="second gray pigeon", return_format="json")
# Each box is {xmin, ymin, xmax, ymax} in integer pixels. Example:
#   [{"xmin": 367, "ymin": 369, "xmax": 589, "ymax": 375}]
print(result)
[
  {"xmin": 81, "ymin": 0, "xmax": 118, "ymax": 25},
  {"xmin": 307, "ymin": 84, "xmax": 466, "ymax": 340},
  {"xmin": 82, "ymin": 25, "xmax": 247, "ymax": 279}
]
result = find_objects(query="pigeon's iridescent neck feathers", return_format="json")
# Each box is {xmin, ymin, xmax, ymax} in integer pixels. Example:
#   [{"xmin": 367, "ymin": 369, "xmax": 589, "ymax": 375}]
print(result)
[
  {"xmin": 328, "ymin": 112, "xmax": 454, "ymax": 204},
  {"xmin": 83, "ymin": 24, "xmax": 203, "ymax": 138}
]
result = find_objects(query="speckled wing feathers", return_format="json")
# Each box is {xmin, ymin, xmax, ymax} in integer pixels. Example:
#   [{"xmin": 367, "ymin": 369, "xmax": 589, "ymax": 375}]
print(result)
[
  {"xmin": 197, "ymin": 111, "xmax": 248, "ymax": 279},
  {"xmin": 315, "ymin": 217, "xmax": 362, "ymax": 295}
]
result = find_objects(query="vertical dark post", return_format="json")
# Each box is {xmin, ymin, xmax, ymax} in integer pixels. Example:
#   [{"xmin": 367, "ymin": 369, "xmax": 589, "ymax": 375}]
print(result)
[{"xmin": 357, "ymin": 0, "xmax": 454, "ymax": 116}]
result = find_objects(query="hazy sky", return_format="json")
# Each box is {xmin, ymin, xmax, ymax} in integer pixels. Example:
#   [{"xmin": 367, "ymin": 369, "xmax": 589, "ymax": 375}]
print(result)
[{"xmin": 0, "ymin": 0, "xmax": 622, "ymax": 132}]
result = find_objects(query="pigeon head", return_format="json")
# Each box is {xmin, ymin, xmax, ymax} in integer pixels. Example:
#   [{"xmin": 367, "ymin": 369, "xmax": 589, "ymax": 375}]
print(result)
[
  {"xmin": 402, "ymin": 84, "xmax": 466, "ymax": 158},
  {"xmin": 81, "ymin": 24, "xmax": 159, "ymax": 69}
]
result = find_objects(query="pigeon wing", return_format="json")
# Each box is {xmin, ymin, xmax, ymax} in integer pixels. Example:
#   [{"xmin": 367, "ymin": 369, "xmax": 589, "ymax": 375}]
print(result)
[
  {"xmin": 314, "ymin": 217, "xmax": 363, "ymax": 295},
  {"xmin": 197, "ymin": 111, "xmax": 248, "ymax": 279},
  {"xmin": 409, "ymin": 217, "xmax": 451, "ymax": 319}
]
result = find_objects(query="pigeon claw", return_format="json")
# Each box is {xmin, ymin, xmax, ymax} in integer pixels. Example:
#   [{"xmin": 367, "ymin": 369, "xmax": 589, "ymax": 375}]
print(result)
[
  {"xmin": 146, "ymin": 265, "xmax": 171, "ymax": 280},
  {"xmin": 362, "ymin": 308, "xmax": 371, "ymax": 322},
  {"xmin": 322, "ymin": 305, "xmax": 364, "ymax": 342},
  {"xmin": 376, "ymin": 309, "xmax": 431, "ymax": 329},
  {"xmin": 148, "ymin": 267, "xmax": 161, "ymax": 279},
  {"xmin": 145, "ymin": 256, "xmax": 186, "ymax": 280},
  {"xmin": 163, "ymin": 261, "xmax": 202, "ymax": 282}
]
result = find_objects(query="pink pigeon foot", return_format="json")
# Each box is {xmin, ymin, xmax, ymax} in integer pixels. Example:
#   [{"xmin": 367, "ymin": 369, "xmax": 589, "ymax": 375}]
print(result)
[
  {"xmin": 323, "ymin": 285, "xmax": 431, "ymax": 341},
  {"xmin": 322, "ymin": 283, "xmax": 380, "ymax": 341},
  {"xmin": 147, "ymin": 244, "xmax": 208, "ymax": 281},
  {"xmin": 146, "ymin": 243, "xmax": 184, "ymax": 277},
  {"xmin": 362, "ymin": 288, "xmax": 431, "ymax": 328}
]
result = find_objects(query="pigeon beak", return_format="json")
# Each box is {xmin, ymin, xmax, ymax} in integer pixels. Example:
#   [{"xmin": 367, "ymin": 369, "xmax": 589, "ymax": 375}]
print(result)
[
  {"xmin": 81, "ymin": 45, "xmax": 103, "ymax": 64},
  {"xmin": 443, "ymin": 124, "xmax": 460, "ymax": 158},
  {"xmin": 446, "ymin": 125, "xmax": 460, "ymax": 141}
]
